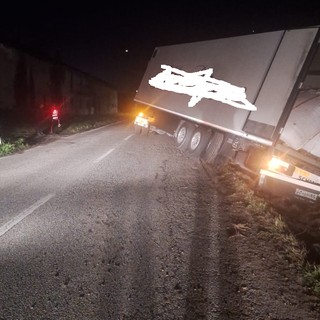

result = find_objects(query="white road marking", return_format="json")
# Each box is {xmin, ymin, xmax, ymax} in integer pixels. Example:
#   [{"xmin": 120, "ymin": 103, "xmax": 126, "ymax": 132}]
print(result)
[
  {"xmin": 124, "ymin": 134, "xmax": 133, "ymax": 141},
  {"xmin": 0, "ymin": 193, "xmax": 55, "ymax": 237},
  {"xmin": 94, "ymin": 148, "xmax": 115, "ymax": 163},
  {"xmin": 94, "ymin": 134, "xmax": 133, "ymax": 163}
]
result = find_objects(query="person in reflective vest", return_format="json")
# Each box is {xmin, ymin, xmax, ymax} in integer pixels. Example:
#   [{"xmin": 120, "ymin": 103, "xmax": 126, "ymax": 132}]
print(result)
[{"xmin": 50, "ymin": 106, "xmax": 61, "ymax": 133}]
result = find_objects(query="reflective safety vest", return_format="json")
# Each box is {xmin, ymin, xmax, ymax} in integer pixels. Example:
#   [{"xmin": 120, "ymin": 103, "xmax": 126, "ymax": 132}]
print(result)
[{"xmin": 52, "ymin": 109, "xmax": 59, "ymax": 120}]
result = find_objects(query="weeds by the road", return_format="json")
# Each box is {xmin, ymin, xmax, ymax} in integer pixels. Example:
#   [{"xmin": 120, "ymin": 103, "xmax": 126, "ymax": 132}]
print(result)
[
  {"xmin": 61, "ymin": 114, "xmax": 123, "ymax": 134},
  {"xmin": 215, "ymin": 163, "xmax": 320, "ymax": 297},
  {"xmin": 0, "ymin": 137, "xmax": 28, "ymax": 157},
  {"xmin": 304, "ymin": 263, "xmax": 320, "ymax": 296},
  {"xmin": 0, "ymin": 113, "xmax": 131, "ymax": 157}
]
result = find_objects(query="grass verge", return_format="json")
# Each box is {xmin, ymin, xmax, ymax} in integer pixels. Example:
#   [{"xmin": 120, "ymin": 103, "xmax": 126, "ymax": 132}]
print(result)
[
  {"xmin": 215, "ymin": 163, "xmax": 320, "ymax": 297},
  {"xmin": 0, "ymin": 113, "xmax": 131, "ymax": 157},
  {"xmin": 304, "ymin": 263, "xmax": 320, "ymax": 296},
  {"xmin": 0, "ymin": 137, "xmax": 28, "ymax": 157}
]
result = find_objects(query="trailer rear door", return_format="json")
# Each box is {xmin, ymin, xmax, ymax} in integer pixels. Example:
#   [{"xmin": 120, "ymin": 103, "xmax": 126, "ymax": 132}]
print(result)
[
  {"xmin": 243, "ymin": 28, "xmax": 319, "ymax": 140},
  {"xmin": 135, "ymin": 31, "xmax": 286, "ymax": 135}
]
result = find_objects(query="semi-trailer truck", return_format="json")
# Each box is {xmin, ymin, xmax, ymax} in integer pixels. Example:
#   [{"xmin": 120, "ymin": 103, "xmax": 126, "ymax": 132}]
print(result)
[{"xmin": 134, "ymin": 27, "xmax": 320, "ymax": 203}]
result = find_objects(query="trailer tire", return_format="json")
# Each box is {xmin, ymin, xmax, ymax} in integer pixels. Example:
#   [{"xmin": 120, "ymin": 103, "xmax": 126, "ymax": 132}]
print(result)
[
  {"xmin": 175, "ymin": 122, "xmax": 195, "ymax": 151},
  {"xmin": 202, "ymin": 131, "xmax": 224, "ymax": 163},
  {"xmin": 188, "ymin": 127, "xmax": 212, "ymax": 157},
  {"xmin": 134, "ymin": 124, "xmax": 142, "ymax": 134},
  {"xmin": 141, "ymin": 126, "xmax": 149, "ymax": 135}
]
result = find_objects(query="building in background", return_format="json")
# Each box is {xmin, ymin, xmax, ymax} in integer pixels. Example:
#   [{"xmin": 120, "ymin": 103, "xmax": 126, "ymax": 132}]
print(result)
[{"xmin": 0, "ymin": 42, "xmax": 118, "ymax": 124}]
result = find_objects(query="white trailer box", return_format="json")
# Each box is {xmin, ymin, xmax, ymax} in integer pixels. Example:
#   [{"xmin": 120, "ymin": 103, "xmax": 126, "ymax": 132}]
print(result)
[{"xmin": 134, "ymin": 27, "xmax": 320, "ymax": 202}]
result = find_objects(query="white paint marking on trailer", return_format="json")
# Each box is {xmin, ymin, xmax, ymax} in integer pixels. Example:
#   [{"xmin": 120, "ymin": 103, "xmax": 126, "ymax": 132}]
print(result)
[
  {"xmin": 149, "ymin": 64, "xmax": 257, "ymax": 110},
  {"xmin": 0, "ymin": 194, "xmax": 55, "ymax": 237}
]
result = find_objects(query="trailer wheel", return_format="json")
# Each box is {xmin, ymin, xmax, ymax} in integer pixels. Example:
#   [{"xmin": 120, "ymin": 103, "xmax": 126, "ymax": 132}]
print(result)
[
  {"xmin": 201, "ymin": 131, "xmax": 224, "ymax": 163},
  {"xmin": 175, "ymin": 122, "xmax": 195, "ymax": 151},
  {"xmin": 134, "ymin": 124, "xmax": 142, "ymax": 134},
  {"xmin": 188, "ymin": 127, "xmax": 212, "ymax": 157},
  {"xmin": 141, "ymin": 126, "xmax": 149, "ymax": 135}
]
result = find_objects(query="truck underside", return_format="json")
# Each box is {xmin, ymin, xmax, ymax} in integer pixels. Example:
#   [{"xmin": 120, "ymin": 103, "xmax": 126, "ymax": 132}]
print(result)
[{"xmin": 134, "ymin": 103, "xmax": 320, "ymax": 203}]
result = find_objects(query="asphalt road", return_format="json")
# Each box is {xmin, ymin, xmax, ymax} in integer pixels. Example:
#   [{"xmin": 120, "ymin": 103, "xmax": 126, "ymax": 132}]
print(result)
[{"xmin": 0, "ymin": 122, "xmax": 226, "ymax": 319}]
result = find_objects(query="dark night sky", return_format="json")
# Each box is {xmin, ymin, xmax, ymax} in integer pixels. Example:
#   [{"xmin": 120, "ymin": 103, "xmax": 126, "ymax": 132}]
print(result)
[{"xmin": 0, "ymin": 2, "xmax": 319, "ymax": 96}]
